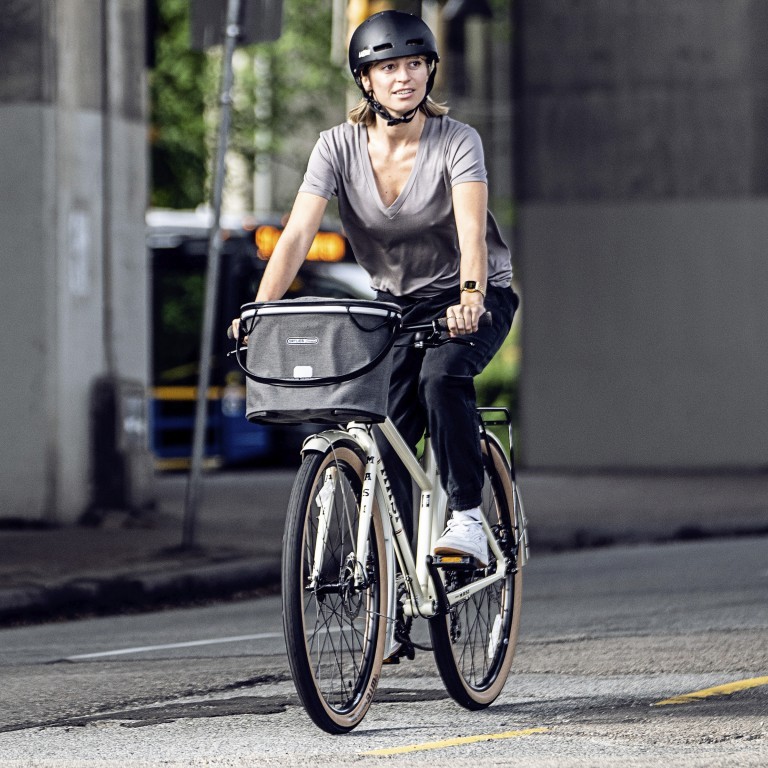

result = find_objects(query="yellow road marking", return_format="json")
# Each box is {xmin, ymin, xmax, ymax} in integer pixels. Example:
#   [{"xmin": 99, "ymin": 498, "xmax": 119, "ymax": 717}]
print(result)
[
  {"xmin": 361, "ymin": 727, "xmax": 549, "ymax": 756},
  {"xmin": 359, "ymin": 676, "xmax": 767, "ymax": 753},
  {"xmin": 653, "ymin": 676, "xmax": 768, "ymax": 706}
]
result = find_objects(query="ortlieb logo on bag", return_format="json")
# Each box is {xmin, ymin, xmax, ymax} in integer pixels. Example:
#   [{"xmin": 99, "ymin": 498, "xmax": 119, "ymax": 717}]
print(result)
[{"xmin": 234, "ymin": 298, "xmax": 402, "ymax": 425}]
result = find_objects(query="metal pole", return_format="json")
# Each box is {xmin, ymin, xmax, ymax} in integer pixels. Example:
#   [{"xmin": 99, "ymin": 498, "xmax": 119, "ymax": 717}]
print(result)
[{"xmin": 182, "ymin": 0, "xmax": 242, "ymax": 549}]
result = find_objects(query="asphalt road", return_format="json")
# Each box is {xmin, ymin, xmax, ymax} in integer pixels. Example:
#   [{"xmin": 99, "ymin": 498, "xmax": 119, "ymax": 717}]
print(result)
[{"xmin": 0, "ymin": 537, "xmax": 766, "ymax": 766}]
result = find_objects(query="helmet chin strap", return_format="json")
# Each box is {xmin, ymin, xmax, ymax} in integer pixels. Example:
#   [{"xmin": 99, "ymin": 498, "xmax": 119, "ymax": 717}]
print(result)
[{"xmin": 366, "ymin": 93, "xmax": 420, "ymax": 126}]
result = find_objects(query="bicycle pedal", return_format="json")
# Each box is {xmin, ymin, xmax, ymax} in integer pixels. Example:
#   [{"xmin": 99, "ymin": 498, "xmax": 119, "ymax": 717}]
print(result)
[
  {"xmin": 383, "ymin": 641, "xmax": 415, "ymax": 664},
  {"xmin": 432, "ymin": 555, "xmax": 482, "ymax": 569}
]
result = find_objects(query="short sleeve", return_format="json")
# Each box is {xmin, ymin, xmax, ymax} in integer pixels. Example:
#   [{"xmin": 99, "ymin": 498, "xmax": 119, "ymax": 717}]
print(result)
[
  {"xmin": 298, "ymin": 132, "xmax": 338, "ymax": 200},
  {"xmin": 446, "ymin": 124, "xmax": 488, "ymax": 187}
]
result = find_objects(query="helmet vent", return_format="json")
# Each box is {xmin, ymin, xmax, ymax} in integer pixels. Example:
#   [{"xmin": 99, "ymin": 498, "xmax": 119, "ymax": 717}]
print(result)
[
  {"xmin": 406, "ymin": 38, "xmax": 425, "ymax": 46},
  {"xmin": 373, "ymin": 43, "xmax": 393, "ymax": 52}
]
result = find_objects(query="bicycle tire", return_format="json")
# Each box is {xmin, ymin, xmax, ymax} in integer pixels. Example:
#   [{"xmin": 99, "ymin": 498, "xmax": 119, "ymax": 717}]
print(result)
[
  {"xmin": 429, "ymin": 436, "xmax": 523, "ymax": 709},
  {"xmin": 282, "ymin": 441, "xmax": 387, "ymax": 733}
]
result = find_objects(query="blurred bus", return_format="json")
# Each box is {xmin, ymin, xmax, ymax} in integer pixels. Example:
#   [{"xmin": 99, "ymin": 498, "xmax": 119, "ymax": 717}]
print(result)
[{"xmin": 148, "ymin": 208, "xmax": 373, "ymax": 470}]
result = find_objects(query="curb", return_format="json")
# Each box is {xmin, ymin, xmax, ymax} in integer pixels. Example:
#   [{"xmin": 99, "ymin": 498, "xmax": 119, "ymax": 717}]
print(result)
[
  {"xmin": 3, "ymin": 526, "xmax": 767, "ymax": 626},
  {"xmin": 0, "ymin": 558, "xmax": 281, "ymax": 626}
]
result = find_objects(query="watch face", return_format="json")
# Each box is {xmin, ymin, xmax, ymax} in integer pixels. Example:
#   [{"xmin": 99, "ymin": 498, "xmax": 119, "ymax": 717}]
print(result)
[{"xmin": 463, "ymin": 281, "xmax": 477, "ymax": 290}]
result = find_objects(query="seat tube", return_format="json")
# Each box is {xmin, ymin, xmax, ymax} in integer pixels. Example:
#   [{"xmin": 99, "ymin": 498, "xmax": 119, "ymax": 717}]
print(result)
[
  {"xmin": 415, "ymin": 486, "xmax": 432, "ymax": 594},
  {"xmin": 416, "ymin": 437, "xmax": 447, "ymax": 594}
]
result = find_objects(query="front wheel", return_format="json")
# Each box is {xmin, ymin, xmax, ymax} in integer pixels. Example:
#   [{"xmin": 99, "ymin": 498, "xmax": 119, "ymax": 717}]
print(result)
[
  {"xmin": 429, "ymin": 436, "xmax": 523, "ymax": 709},
  {"xmin": 282, "ymin": 442, "xmax": 387, "ymax": 733}
]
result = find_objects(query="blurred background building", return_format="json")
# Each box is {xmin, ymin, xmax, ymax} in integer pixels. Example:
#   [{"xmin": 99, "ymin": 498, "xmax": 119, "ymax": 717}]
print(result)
[{"xmin": 515, "ymin": 0, "xmax": 768, "ymax": 470}]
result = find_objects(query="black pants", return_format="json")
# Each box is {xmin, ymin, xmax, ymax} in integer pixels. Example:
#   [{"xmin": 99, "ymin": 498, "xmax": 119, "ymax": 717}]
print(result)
[{"xmin": 375, "ymin": 285, "xmax": 519, "ymax": 538}]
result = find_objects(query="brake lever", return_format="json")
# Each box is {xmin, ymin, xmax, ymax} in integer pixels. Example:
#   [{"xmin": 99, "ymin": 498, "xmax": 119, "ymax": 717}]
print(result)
[
  {"xmin": 413, "ymin": 332, "xmax": 475, "ymax": 349},
  {"xmin": 413, "ymin": 331, "xmax": 439, "ymax": 350}
]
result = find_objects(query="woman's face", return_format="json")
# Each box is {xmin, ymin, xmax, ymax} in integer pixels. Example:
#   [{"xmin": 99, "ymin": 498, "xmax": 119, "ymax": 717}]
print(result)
[{"xmin": 361, "ymin": 56, "xmax": 429, "ymax": 118}]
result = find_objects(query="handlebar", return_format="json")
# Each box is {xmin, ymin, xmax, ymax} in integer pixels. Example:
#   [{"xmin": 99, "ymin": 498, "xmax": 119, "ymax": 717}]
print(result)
[
  {"xmin": 401, "ymin": 310, "xmax": 492, "ymax": 335},
  {"xmin": 227, "ymin": 310, "xmax": 492, "ymax": 340},
  {"xmin": 400, "ymin": 311, "xmax": 492, "ymax": 350}
]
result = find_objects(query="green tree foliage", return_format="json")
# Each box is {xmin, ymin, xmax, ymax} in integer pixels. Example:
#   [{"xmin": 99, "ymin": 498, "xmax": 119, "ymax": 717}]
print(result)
[
  {"xmin": 149, "ymin": 0, "xmax": 208, "ymax": 208},
  {"xmin": 229, "ymin": 2, "xmax": 348, "ymax": 170},
  {"xmin": 150, "ymin": 0, "xmax": 347, "ymax": 209}
]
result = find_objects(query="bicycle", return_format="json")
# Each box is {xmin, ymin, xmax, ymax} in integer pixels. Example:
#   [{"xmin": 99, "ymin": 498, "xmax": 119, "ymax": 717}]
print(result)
[{"xmin": 231, "ymin": 301, "xmax": 529, "ymax": 733}]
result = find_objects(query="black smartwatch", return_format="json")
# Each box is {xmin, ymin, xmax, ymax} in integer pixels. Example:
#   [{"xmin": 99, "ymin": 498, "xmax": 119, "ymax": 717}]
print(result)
[{"xmin": 461, "ymin": 280, "xmax": 485, "ymax": 298}]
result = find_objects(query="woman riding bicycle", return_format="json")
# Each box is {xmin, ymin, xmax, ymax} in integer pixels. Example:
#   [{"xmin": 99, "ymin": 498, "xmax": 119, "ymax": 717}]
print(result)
[{"xmin": 236, "ymin": 10, "xmax": 518, "ymax": 566}]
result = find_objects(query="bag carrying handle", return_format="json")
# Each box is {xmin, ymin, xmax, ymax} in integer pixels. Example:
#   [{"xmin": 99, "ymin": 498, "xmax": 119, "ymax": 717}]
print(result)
[{"xmin": 232, "ymin": 303, "xmax": 401, "ymax": 388}]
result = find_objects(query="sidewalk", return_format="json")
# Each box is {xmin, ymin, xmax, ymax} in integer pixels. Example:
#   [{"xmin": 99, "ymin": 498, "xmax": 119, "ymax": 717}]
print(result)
[
  {"xmin": 1, "ymin": 468, "xmax": 767, "ymax": 625},
  {"xmin": 0, "ymin": 470, "xmax": 293, "ymax": 626}
]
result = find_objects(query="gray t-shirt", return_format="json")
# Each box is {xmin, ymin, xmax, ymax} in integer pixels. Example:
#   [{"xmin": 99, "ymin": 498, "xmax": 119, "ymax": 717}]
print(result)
[{"xmin": 298, "ymin": 116, "xmax": 512, "ymax": 297}]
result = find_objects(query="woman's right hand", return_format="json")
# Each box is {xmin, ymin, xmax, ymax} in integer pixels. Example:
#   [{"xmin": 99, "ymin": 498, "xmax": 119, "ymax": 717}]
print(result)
[{"xmin": 229, "ymin": 318, "xmax": 246, "ymax": 343}]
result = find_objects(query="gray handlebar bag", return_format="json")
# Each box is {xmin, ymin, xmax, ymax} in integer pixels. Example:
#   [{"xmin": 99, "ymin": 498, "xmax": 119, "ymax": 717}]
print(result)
[{"xmin": 236, "ymin": 298, "xmax": 402, "ymax": 425}]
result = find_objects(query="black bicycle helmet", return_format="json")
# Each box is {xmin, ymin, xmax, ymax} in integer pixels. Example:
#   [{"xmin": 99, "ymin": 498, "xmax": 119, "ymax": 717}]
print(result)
[{"xmin": 348, "ymin": 10, "xmax": 440, "ymax": 126}]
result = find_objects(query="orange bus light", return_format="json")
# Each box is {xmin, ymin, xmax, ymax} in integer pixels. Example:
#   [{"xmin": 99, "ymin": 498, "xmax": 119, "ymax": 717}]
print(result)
[{"xmin": 255, "ymin": 225, "xmax": 345, "ymax": 262}]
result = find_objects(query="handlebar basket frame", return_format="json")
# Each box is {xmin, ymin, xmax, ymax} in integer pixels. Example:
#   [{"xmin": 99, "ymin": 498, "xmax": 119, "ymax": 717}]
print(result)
[{"xmin": 235, "ymin": 297, "xmax": 402, "ymax": 425}]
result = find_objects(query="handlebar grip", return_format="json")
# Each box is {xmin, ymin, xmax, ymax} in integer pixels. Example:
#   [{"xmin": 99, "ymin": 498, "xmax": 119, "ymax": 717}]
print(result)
[{"xmin": 436, "ymin": 310, "xmax": 493, "ymax": 332}]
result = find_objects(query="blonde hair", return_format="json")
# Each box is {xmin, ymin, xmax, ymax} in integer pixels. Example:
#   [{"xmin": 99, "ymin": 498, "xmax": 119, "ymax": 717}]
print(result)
[{"xmin": 347, "ymin": 95, "xmax": 449, "ymax": 126}]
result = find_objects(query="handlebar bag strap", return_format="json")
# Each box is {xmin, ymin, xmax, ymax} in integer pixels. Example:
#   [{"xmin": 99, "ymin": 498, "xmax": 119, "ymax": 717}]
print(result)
[{"xmin": 238, "ymin": 297, "xmax": 402, "ymax": 425}]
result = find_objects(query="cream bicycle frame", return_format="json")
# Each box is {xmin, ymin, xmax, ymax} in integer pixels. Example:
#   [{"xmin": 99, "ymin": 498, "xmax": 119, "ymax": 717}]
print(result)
[{"xmin": 302, "ymin": 416, "xmax": 510, "ymax": 659}]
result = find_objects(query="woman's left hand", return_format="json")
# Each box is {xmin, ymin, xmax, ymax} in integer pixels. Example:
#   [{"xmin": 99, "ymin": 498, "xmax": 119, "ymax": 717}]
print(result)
[{"xmin": 446, "ymin": 296, "xmax": 485, "ymax": 336}]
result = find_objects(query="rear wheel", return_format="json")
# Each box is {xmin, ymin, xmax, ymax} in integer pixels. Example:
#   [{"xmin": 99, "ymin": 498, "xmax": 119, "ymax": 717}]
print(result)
[
  {"xmin": 282, "ymin": 442, "xmax": 387, "ymax": 733},
  {"xmin": 429, "ymin": 437, "xmax": 523, "ymax": 709}
]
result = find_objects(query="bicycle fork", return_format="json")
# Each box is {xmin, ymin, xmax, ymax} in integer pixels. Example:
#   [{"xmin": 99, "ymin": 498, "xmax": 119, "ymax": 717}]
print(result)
[{"xmin": 308, "ymin": 467, "xmax": 336, "ymax": 590}]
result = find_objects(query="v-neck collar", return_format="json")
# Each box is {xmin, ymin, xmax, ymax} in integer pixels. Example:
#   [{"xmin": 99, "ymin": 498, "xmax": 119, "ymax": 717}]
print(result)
[{"xmin": 358, "ymin": 119, "xmax": 431, "ymax": 218}]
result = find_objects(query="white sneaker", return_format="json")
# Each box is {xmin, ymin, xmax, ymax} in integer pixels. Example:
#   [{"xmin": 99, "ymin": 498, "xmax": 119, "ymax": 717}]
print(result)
[{"xmin": 433, "ymin": 512, "xmax": 489, "ymax": 566}]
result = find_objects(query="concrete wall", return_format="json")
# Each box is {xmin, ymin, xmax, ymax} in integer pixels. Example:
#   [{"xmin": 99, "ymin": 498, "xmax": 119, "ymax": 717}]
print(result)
[
  {"xmin": 0, "ymin": 0, "xmax": 149, "ymax": 521},
  {"xmin": 515, "ymin": 0, "xmax": 768, "ymax": 469},
  {"xmin": 520, "ymin": 199, "xmax": 768, "ymax": 468}
]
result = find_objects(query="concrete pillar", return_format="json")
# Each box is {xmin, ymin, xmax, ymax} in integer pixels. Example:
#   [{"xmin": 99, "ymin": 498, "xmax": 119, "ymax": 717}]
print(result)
[
  {"xmin": 515, "ymin": 0, "xmax": 768, "ymax": 469},
  {"xmin": 0, "ymin": 0, "xmax": 151, "ymax": 522}
]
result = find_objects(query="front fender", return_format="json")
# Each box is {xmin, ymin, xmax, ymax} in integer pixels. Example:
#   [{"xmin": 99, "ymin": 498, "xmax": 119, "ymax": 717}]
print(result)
[{"xmin": 301, "ymin": 429, "xmax": 361, "ymax": 457}]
